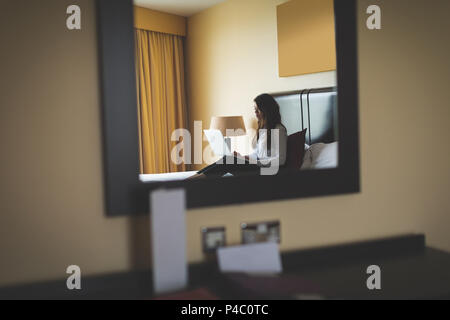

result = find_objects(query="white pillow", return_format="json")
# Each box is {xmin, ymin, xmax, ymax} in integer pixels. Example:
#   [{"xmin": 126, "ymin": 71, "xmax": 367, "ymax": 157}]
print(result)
[{"xmin": 301, "ymin": 142, "xmax": 338, "ymax": 170}]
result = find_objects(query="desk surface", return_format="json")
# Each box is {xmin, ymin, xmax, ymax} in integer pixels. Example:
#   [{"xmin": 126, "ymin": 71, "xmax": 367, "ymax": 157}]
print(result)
[
  {"xmin": 193, "ymin": 246, "xmax": 450, "ymax": 300},
  {"xmin": 1, "ymin": 234, "xmax": 450, "ymax": 299}
]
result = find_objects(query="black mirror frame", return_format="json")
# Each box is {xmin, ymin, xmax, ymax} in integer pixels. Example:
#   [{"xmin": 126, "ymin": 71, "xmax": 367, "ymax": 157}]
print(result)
[{"xmin": 97, "ymin": 0, "xmax": 360, "ymax": 216}]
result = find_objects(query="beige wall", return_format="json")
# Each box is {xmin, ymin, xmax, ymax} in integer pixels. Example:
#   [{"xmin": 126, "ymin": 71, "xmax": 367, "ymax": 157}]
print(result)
[
  {"xmin": 0, "ymin": 0, "xmax": 450, "ymax": 287},
  {"xmin": 186, "ymin": 0, "xmax": 336, "ymax": 166}
]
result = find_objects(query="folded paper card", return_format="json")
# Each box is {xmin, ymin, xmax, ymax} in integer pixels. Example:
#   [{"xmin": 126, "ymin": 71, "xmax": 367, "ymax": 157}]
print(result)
[
  {"xmin": 151, "ymin": 188, "xmax": 187, "ymax": 295},
  {"xmin": 217, "ymin": 242, "xmax": 283, "ymax": 274}
]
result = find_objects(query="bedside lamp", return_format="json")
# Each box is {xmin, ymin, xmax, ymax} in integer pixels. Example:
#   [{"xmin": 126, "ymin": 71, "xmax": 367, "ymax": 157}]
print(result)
[{"xmin": 210, "ymin": 116, "xmax": 246, "ymax": 151}]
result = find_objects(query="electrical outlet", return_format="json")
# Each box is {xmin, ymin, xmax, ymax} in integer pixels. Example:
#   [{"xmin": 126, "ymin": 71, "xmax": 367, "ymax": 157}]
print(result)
[
  {"xmin": 241, "ymin": 221, "xmax": 280, "ymax": 244},
  {"xmin": 202, "ymin": 227, "xmax": 226, "ymax": 253}
]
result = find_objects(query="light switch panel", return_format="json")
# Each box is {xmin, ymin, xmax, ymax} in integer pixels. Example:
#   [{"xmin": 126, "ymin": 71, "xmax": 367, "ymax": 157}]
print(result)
[
  {"xmin": 202, "ymin": 227, "xmax": 226, "ymax": 253},
  {"xmin": 241, "ymin": 221, "xmax": 281, "ymax": 244}
]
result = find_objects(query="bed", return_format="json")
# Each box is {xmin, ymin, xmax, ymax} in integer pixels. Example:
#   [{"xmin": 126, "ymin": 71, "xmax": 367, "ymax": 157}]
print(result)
[
  {"xmin": 140, "ymin": 171, "xmax": 198, "ymax": 182},
  {"xmin": 140, "ymin": 87, "xmax": 339, "ymax": 182},
  {"xmin": 273, "ymin": 87, "xmax": 339, "ymax": 170}
]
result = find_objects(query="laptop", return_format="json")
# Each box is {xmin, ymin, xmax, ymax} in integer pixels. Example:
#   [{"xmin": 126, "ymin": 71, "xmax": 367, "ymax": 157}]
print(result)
[{"xmin": 204, "ymin": 129, "xmax": 232, "ymax": 157}]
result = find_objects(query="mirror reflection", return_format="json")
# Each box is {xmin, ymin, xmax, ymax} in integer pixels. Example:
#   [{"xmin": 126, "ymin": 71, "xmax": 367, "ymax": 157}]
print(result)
[{"xmin": 133, "ymin": 0, "xmax": 339, "ymax": 183}]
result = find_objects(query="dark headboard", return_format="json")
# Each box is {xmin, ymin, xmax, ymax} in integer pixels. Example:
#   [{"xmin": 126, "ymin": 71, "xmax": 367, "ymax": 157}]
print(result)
[{"xmin": 272, "ymin": 87, "xmax": 338, "ymax": 145}]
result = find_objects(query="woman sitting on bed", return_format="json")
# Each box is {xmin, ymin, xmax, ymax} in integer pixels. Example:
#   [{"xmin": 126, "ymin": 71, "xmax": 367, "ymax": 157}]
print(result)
[{"xmin": 192, "ymin": 93, "xmax": 287, "ymax": 178}]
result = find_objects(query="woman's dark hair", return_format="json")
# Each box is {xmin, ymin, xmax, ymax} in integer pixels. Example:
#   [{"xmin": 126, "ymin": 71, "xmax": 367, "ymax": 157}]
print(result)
[
  {"xmin": 254, "ymin": 93, "xmax": 282, "ymax": 131},
  {"xmin": 254, "ymin": 93, "xmax": 285, "ymax": 153}
]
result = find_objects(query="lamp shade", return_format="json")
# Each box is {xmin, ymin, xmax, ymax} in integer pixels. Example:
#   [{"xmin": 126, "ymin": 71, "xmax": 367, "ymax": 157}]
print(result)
[{"xmin": 210, "ymin": 116, "xmax": 246, "ymax": 137}]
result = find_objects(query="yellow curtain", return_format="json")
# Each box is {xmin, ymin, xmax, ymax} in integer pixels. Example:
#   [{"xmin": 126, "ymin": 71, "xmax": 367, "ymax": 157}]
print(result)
[{"xmin": 135, "ymin": 29, "xmax": 188, "ymax": 174}]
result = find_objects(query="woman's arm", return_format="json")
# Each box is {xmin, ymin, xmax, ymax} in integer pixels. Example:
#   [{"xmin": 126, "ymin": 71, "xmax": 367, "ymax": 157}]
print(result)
[
  {"xmin": 234, "ymin": 134, "xmax": 259, "ymax": 163},
  {"xmin": 256, "ymin": 126, "xmax": 287, "ymax": 167}
]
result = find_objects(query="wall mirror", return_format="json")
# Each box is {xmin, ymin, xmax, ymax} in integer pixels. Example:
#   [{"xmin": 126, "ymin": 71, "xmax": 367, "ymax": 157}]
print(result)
[{"xmin": 97, "ymin": 0, "xmax": 359, "ymax": 216}]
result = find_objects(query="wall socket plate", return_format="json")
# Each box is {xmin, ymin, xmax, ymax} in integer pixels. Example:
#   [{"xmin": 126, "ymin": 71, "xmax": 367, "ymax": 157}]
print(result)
[
  {"xmin": 241, "ymin": 221, "xmax": 281, "ymax": 244},
  {"xmin": 202, "ymin": 227, "xmax": 226, "ymax": 253}
]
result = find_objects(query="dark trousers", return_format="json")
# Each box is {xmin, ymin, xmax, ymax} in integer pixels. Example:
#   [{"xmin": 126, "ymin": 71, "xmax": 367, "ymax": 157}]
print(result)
[{"xmin": 198, "ymin": 156, "xmax": 260, "ymax": 177}]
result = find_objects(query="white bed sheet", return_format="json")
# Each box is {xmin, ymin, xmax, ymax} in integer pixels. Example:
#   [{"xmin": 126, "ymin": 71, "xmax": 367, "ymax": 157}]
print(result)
[
  {"xmin": 140, "ymin": 171, "xmax": 198, "ymax": 182},
  {"xmin": 301, "ymin": 142, "xmax": 338, "ymax": 170}
]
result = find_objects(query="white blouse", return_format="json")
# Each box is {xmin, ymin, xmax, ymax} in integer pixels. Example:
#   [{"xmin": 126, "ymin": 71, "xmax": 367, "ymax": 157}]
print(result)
[{"xmin": 248, "ymin": 124, "xmax": 287, "ymax": 167}]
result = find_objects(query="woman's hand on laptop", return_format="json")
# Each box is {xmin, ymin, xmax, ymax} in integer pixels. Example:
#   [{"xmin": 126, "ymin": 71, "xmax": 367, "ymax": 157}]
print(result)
[{"xmin": 233, "ymin": 151, "xmax": 249, "ymax": 161}]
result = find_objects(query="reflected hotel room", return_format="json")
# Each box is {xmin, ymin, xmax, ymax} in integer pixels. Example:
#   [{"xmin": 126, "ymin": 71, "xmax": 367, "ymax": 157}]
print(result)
[{"xmin": 133, "ymin": 0, "xmax": 339, "ymax": 182}]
